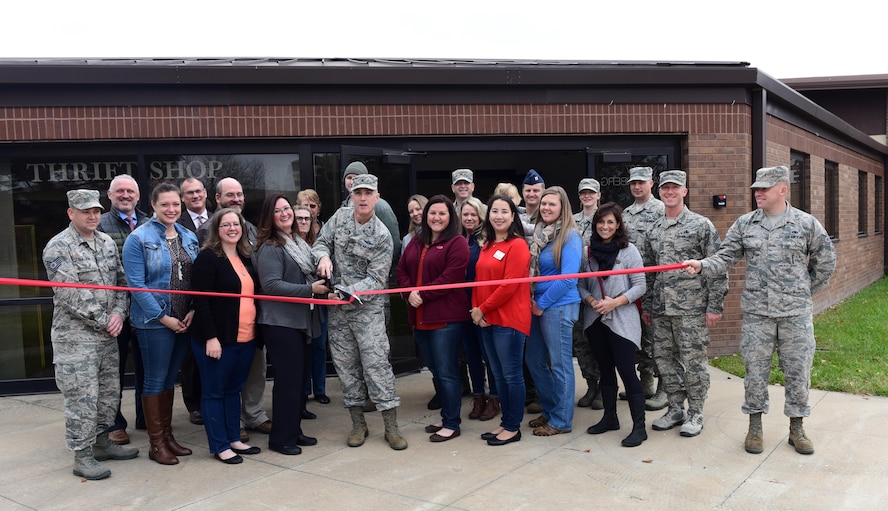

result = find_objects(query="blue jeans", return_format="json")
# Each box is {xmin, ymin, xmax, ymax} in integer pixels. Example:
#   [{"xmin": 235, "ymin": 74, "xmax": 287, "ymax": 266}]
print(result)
[
  {"xmin": 465, "ymin": 322, "xmax": 497, "ymax": 396},
  {"xmin": 480, "ymin": 325, "xmax": 526, "ymax": 432},
  {"xmin": 414, "ymin": 322, "xmax": 464, "ymax": 431},
  {"xmin": 305, "ymin": 306, "xmax": 328, "ymax": 397},
  {"xmin": 191, "ymin": 339, "xmax": 255, "ymax": 454},
  {"xmin": 525, "ymin": 302, "xmax": 579, "ymax": 431},
  {"xmin": 136, "ymin": 327, "xmax": 191, "ymax": 396}
]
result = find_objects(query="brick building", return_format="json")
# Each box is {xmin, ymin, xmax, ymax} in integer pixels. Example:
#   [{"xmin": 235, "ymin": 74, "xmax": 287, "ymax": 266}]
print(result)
[{"xmin": 0, "ymin": 58, "xmax": 885, "ymax": 394}]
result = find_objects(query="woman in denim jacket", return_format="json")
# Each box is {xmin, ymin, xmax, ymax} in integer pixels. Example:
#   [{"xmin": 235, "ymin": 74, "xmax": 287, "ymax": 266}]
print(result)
[{"xmin": 123, "ymin": 183, "xmax": 199, "ymax": 465}]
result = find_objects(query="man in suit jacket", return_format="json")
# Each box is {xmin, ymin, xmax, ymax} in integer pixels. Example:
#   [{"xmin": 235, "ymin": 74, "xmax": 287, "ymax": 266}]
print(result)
[{"xmin": 176, "ymin": 177, "xmax": 214, "ymax": 426}]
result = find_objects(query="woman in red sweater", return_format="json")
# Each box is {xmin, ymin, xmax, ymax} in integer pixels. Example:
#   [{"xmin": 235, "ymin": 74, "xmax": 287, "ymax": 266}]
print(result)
[
  {"xmin": 470, "ymin": 195, "xmax": 531, "ymax": 445},
  {"xmin": 396, "ymin": 195, "xmax": 470, "ymax": 442}
]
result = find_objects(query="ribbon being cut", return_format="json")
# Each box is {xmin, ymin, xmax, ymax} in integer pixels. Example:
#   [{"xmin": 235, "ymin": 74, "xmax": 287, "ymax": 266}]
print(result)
[{"xmin": 0, "ymin": 263, "xmax": 688, "ymax": 305}]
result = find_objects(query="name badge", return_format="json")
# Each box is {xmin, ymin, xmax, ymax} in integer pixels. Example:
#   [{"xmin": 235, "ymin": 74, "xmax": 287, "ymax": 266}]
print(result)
[{"xmin": 493, "ymin": 250, "xmax": 506, "ymax": 260}]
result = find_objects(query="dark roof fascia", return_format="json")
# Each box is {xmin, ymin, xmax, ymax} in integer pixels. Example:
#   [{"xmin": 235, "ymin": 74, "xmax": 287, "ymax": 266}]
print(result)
[{"xmin": 756, "ymin": 70, "xmax": 888, "ymax": 158}]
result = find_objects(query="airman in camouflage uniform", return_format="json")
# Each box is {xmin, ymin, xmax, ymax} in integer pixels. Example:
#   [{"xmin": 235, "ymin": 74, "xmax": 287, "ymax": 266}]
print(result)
[
  {"xmin": 642, "ymin": 171, "xmax": 728, "ymax": 438},
  {"xmin": 623, "ymin": 166, "xmax": 667, "ymax": 409},
  {"xmin": 42, "ymin": 189, "xmax": 139, "ymax": 481},
  {"xmin": 685, "ymin": 166, "xmax": 836, "ymax": 455},
  {"xmin": 313, "ymin": 173, "xmax": 407, "ymax": 450},
  {"xmin": 572, "ymin": 178, "xmax": 602, "ymax": 408}
]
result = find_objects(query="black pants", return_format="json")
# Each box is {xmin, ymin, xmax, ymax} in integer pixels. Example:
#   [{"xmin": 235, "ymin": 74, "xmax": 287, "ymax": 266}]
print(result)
[
  {"xmin": 262, "ymin": 325, "xmax": 309, "ymax": 447},
  {"xmin": 585, "ymin": 318, "xmax": 642, "ymax": 395}
]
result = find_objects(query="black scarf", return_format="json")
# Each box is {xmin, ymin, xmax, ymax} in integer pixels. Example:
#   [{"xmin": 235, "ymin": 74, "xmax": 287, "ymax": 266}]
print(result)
[{"xmin": 588, "ymin": 239, "xmax": 619, "ymax": 279}]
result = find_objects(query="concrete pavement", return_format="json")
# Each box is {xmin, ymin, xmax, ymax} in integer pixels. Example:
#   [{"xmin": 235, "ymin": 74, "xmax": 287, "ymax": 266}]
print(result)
[{"xmin": 1, "ymin": 365, "xmax": 886, "ymax": 510}]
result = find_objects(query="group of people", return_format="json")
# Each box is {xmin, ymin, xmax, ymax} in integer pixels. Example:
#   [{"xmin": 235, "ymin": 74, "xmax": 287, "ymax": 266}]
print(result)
[{"xmin": 43, "ymin": 160, "xmax": 836, "ymax": 479}]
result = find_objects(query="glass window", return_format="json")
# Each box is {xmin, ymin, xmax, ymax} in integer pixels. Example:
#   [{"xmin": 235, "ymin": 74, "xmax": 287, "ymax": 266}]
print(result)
[
  {"xmin": 858, "ymin": 170, "xmax": 868, "ymax": 235},
  {"xmin": 790, "ymin": 150, "xmax": 810, "ymax": 212},
  {"xmin": 875, "ymin": 175, "xmax": 883, "ymax": 234},
  {"xmin": 824, "ymin": 160, "xmax": 839, "ymax": 238}
]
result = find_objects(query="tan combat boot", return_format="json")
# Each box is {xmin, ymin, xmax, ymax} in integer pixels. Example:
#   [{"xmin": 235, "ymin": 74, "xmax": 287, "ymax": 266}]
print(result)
[
  {"xmin": 789, "ymin": 417, "xmax": 814, "ymax": 454},
  {"xmin": 745, "ymin": 412, "xmax": 763, "ymax": 454},
  {"xmin": 381, "ymin": 408, "xmax": 408, "ymax": 450},
  {"xmin": 347, "ymin": 407, "xmax": 369, "ymax": 447}
]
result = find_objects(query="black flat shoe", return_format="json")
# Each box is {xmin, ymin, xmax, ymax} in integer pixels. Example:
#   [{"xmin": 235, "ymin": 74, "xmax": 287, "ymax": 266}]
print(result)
[
  {"xmin": 231, "ymin": 446, "xmax": 261, "ymax": 455},
  {"xmin": 214, "ymin": 453, "xmax": 243, "ymax": 464},
  {"xmin": 296, "ymin": 434, "xmax": 317, "ymax": 446},
  {"xmin": 480, "ymin": 432, "xmax": 497, "ymax": 441},
  {"xmin": 425, "ymin": 424, "xmax": 443, "ymax": 434},
  {"xmin": 487, "ymin": 430, "xmax": 521, "ymax": 446},
  {"xmin": 302, "ymin": 409, "xmax": 317, "ymax": 420},
  {"xmin": 315, "ymin": 394, "xmax": 331, "ymax": 404},
  {"xmin": 430, "ymin": 430, "xmax": 461, "ymax": 443},
  {"xmin": 268, "ymin": 443, "xmax": 302, "ymax": 456}
]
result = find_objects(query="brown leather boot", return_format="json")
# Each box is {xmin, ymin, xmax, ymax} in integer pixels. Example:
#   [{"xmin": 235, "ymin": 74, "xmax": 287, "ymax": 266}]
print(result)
[
  {"xmin": 479, "ymin": 396, "xmax": 501, "ymax": 421},
  {"xmin": 160, "ymin": 389, "xmax": 192, "ymax": 456},
  {"xmin": 469, "ymin": 395, "xmax": 487, "ymax": 419},
  {"xmin": 142, "ymin": 394, "xmax": 178, "ymax": 465}
]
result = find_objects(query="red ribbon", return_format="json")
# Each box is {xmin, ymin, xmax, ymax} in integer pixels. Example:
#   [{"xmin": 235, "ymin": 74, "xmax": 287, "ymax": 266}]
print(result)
[{"xmin": 0, "ymin": 263, "xmax": 687, "ymax": 305}]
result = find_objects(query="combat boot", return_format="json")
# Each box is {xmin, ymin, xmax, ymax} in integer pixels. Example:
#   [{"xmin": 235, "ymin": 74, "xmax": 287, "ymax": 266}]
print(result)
[
  {"xmin": 587, "ymin": 385, "xmax": 620, "ymax": 434},
  {"xmin": 640, "ymin": 371, "xmax": 656, "ymax": 399},
  {"xmin": 745, "ymin": 412, "xmax": 763, "ymax": 454},
  {"xmin": 347, "ymin": 407, "xmax": 369, "ymax": 447},
  {"xmin": 381, "ymin": 408, "xmax": 408, "ymax": 450},
  {"xmin": 789, "ymin": 417, "xmax": 814, "ymax": 454},
  {"xmin": 469, "ymin": 395, "xmax": 487, "ymax": 419},
  {"xmin": 73, "ymin": 447, "xmax": 111, "ymax": 480},
  {"xmin": 479, "ymin": 396, "xmax": 500, "ymax": 421},
  {"xmin": 577, "ymin": 379, "xmax": 598, "ymax": 408},
  {"xmin": 645, "ymin": 378, "xmax": 668, "ymax": 411},
  {"xmin": 93, "ymin": 431, "xmax": 139, "ymax": 461},
  {"xmin": 590, "ymin": 387, "xmax": 603, "ymax": 410}
]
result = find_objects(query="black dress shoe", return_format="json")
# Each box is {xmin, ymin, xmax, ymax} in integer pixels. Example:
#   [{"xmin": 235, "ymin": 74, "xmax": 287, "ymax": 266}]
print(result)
[
  {"xmin": 302, "ymin": 409, "xmax": 317, "ymax": 420},
  {"xmin": 480, "ymin": 432, "xmax": 497, "ymax": 441},
  {"xmin": 427, "ymin": 394, "xmax": 441, "ymax": 410},
  {"xmin": 487, "ymin": 430, "xmax": 521, "ymax": 446},
  {"xmin": 269, "ymin": 443, "xmax": 302, "ymax": 455},
  {"xmin": 296, "ymin": 434, "xmax": 317, "ymax": 446},
  {"xmin": 315, "ymin": 394, "xmax": 331, "ymax": 404},
  {"xmin": 231, "ymin": 446, "xmax": 261, "ymax": 455},
  {"xmin": 214, "ymin": 453, "xmax": 243, "ymax": 464},
  {"xmin": 189, "ymin": 410, "xmax": 204, "ymax": 425}
]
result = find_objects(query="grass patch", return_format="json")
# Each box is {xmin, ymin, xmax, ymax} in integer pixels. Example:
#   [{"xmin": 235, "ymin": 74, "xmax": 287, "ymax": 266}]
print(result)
[{"xmin": 710, "ymin": 275, "xmax": 888, "ymax": 397}]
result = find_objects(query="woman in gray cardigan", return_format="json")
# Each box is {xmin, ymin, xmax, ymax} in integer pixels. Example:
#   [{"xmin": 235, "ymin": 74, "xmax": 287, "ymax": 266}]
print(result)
[
  {"xmin": 578, "ymin": 202, "xmax": 647, "ymax": 448},
  {"xmin": 253, "ymin": 194, "xmax": 329, "ymax": 456}
]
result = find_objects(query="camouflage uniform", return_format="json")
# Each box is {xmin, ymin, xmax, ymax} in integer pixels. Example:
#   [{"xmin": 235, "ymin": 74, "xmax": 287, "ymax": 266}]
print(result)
[
  {"xmin": 43, "ymin": 224, "xmax": 128, "ymax": 450},
  {"xmin": 699, "ymin": 202, "xmax": 835, "ymax": 417},
  {"xmin": 312, "ymin": 206, "xmax": 399, "ymax": 410},
  {"xmin": 643, "ymin": 206, "xmax": 728, "ymax": 415},
  {"xmin": 624, "ymin": 196, "xmax": 665, "ymax": 379},
  {"xmin": 571, "ymin": 209, "xmax": 600, "ymax": 386}
]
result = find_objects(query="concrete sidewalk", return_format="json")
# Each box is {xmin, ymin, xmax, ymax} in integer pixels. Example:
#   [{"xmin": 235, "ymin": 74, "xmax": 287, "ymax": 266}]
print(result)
[{"xmin": 1, "ymin": 365, "xmax": 886, "ymax": 510}]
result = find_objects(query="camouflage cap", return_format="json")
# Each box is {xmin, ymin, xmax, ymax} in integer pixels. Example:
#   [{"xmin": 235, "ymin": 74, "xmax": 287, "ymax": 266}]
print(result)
[
  {"xmin": 343, "ymin": 161, "xmax": 369, "ymax": 178},
  {"xmin": 452, "ymin": 168, "xmax": 474, "ymax": 184},
  {"xmin": 67, "ymin": 189, "xmax": 104, "ymax": 211},
  {"xmin": 578, "ymin": 178, "xmax": 600, "ymax": 193},
  {"xmin": 628, "ymin": 166, "xmax": 654, "ymax": 182},
  {"xmin": 350, "ymin": 173, "xmax": 378, "ymax": 192},
  {"xmin": 750, "ymin": 165, "xmax": 790, "ymax": 189},
  {"xmin": 658, "ymin": 170, "xmax": 687, "ymax": 188}
]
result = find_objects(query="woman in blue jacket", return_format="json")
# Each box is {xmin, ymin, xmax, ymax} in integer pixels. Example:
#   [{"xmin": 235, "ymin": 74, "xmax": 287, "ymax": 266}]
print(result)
[
  {"xmin": 525, "ymin": 186, "xmax": 582, "ymax": 436},
  {"xmin": 123, "ymin": 183, "xmax": 199, "ymax": 465}
]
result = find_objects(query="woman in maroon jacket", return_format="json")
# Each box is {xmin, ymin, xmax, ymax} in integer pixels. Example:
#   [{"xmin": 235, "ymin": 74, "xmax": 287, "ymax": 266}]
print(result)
[{"xmin": 396, "ymin": 195, "xmax": 470, "ymax": 442}]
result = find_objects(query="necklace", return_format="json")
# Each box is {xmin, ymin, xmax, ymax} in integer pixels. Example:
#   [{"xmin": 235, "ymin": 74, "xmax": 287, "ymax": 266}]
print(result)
[
  {"xmin": 228, "ymin": 254, "xmax": 248, "ymax": 277},
  {"xmin": 166, "ymin": 235, "xmax": 184, "ymax": 281}
]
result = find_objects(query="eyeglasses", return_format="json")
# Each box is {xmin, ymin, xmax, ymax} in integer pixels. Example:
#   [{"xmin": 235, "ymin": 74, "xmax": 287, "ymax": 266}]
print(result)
[
  {"xmin": 223, "ymin": 192, "xmax": 245, "ymax": 199},
  {"xmin": 295, "ymin": 216, "xmax": 312, "ymax": 222},
  {"xmin": 303, "ymin": 203, "xmax": 318, "ymax": 209},
  {"xmin": 274, "ymin": 206, "xmax": 292, "ymax": 215},
  {"xmin": 219, "ymin": 222, "xmax": 241, "ymax": 229},
  {"xmin": 184, "ymin": 190, "xmax": 205, "ymax": 196}
]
